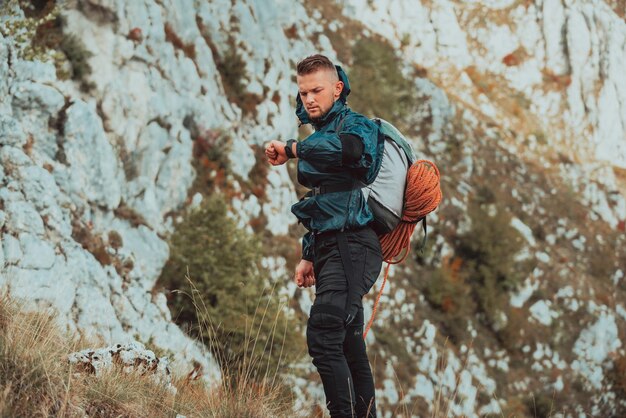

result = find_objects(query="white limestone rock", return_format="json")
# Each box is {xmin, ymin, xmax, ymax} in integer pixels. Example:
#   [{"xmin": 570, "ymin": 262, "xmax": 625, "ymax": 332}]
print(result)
[
  {"xmin": 68, "ymin": 342, "xmax": 175, "ymax": 392},
  {"xmin": 510, "ymin": 278, "xmax": 539, "ymax": 308},
  {"xmin": 18, "ymin": 233, "xmax": 56, "ymax": 270},
  {"xmin": 413, "ymin": 77, "xmax": 455, "ymax": 153},
  {"xmin": 2, "ymin": 260, "xmax": 76, "ymax": 316},
  {"xmin": 2, "ymin": 234, "xmax": 22, "ymax": 266},
  {"xmin": 10, "ymin": 81, "xmax": 65, "ymax": 119},
  {"xmin": 510, "ymin": 217, "xmax": 536, "ymax": 247},
  {"xmin": 228, "ymin": 134, "xmax": 256, "ymax": 180},
  {"xmin": 595, "ymin": 81, "xmax": 624, "ymax": 164},
  {"xmin": 571, "ymin": 312, "xmax": 622, "ymax": 390},
  {"xmin": 430, "ymin": 0, "xmax": 472, "ymax": 67},
  {"xmin": 0, "ymin": 114, "xmax": 27, "ymax": 147},
  {"xmin": 0, "ymin": 35, "xmax": 10, "ymax": 111},
  {"xmin": 262, "ymin": 167, "xmax": 296, "ymax": 236},
  {"xmin": 12, "ymin": 59, "xmax": 58, "ymax": 83},
  {"xmin": 565, "ymin": 9, "xmax": 591, "ymax": 81},
  {"xmin": 15, "ymin": 165, "xmax": 72, "ymax": 236},
  {"xmin": 4, "ymin": 200, "xmax": 45, "ymax": 235},
  {"xmin": 411, "ymin": 374, "xmax": 435, "ymax": 402},
  {"xmin": 56, "ymin": 100, "xmax": 122, "ymax": 209},
  {"xmin": 109, "ymin": 220, "xmax": 169, "ymax": 286},
  {"xmin": 16, "ymin": 164, "xmax": 64, "ymax": 209},
  {"xmin": 1, "ymin": 145, "xmax": 32, "ymax": 168},
  {"xmin": 542, "ymin": 0, "xmax": 569, "ymax": 76},
  {"xmin": 529, "ymin": 300, "xmax": 560, "ymax": 326}
]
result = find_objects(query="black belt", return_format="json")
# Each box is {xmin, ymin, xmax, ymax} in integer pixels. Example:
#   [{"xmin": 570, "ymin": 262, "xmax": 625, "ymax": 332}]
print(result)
[{"xmin": 301, "ymin": 183, "xmax": 356, "ymax": 200}]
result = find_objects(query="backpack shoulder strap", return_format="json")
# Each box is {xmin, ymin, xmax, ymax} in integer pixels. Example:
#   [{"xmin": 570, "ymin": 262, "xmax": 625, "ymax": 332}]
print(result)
[{"xmin": 372, "ymin": 117, "xmax": 416, "ymax": 163}]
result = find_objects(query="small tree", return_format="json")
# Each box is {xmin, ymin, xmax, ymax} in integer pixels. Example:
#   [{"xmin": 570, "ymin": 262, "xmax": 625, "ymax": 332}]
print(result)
[
  {"xmin": 159, "ymin": 195, "xmax": 304, "ymax": 380},
  {"xmin": 348, "ymin": 37, "xmax": 415, "ymax": 129},
  {"xmin": 456, "ymin": 202, "xmax": 526, "ymax": 329}
]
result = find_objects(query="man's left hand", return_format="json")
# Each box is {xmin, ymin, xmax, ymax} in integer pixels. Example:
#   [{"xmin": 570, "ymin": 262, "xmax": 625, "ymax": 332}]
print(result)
[
  {"xmin": 295, "ymin": 259, "xmax": 315, "ymax": 288},
  {"xmin": 265, "ymin": 140, "xmax": 289, "ymax": 166}
]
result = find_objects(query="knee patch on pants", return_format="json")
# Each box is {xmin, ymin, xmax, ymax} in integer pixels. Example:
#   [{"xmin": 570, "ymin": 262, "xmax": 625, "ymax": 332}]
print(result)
[{"xmin": 306, "ymin": 306, "xmax": 346, "ymax": 359}]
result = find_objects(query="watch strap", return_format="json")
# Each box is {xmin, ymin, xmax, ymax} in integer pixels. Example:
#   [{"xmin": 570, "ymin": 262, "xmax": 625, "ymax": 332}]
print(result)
[{"xmin": 285, "ymin": 139, "xmax": 297, "ymax": 159}]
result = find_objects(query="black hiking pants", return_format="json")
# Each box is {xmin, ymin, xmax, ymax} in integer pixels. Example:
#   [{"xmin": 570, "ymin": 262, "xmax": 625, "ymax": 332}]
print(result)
[{"xmin": 307, "ymin": 226, "xmax": 383, "ymax": 418}]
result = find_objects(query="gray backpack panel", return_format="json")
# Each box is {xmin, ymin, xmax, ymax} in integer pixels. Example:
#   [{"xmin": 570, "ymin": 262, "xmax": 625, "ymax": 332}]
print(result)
[{"xmin": 362, "ymin": 118, "xmax": 415, "ymax": 234}]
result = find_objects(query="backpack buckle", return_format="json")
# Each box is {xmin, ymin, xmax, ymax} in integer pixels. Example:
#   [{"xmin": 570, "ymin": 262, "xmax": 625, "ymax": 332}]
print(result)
[{"xmin": 312, "ymin": 186, "xmax": 321, "ymax": 196}]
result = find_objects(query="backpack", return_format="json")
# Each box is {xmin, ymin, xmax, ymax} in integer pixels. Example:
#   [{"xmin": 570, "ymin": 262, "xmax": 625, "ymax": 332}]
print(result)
[
  {"xmin": 363, "ymin": 118, "xmax": 417, "ymax": 236},
  {"xmin": 363, "ymin": 117, "xmax": 442, "ymax": 339},
  {"xmin": 363, "ymin": 118, "xmax": 442, "ymax": 258}
]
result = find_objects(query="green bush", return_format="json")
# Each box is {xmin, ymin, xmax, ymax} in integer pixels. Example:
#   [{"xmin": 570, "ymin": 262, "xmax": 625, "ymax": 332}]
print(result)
[
  {"xmin": 59, "ymin": 32, "xmax": 93, "ymax": 89},
  {"xmin": 348, "ymin": 37, "xmax": 415, "ymax": 129},
  {"xmin": 424, "ymin": 260, "xmax": 475, "ymax": 343},
  {"xmin": 456, "ymin": 202, "xmax": 526, "ymax": 329},
  {"xmin": 525, "ymin": 393, "xmax": 555, "ymax": 418},
  {"xmin": 215, "ymin": 47, "xmax": 246, "ymax": 105},
  {"xmin": 200, "ymin": 29, "xmax": 262, "ymax": 116},
  {"xmin": 159, "ymin": 195, "xmax": 304, "ymax": 380},
  {"xmin": 1, "ymin": 2, "xmax": 94, "ymax": 90},
  {"xmin": 0, "ymin": 0, "xmax": 58, "ymax": 62},
  {"xmin": 373, "ymin": 326, "xmax": 417, "ymax": 384},
  {"xmin": 423, "ymin": 201, "xmax": 527, "ymax": 338}
]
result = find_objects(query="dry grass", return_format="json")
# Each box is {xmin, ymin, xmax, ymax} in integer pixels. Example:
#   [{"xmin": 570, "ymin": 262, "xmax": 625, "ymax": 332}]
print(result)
[
  {"xmin": 173, "ymin": 273, "xmax": 299, "ymax": 417},
  {"xmin": 0, "ymin": 292, "xmax": 81, "ymax": 417},
  {"xmin": 173, "ymin": 376, "xmax": 293, "ymax": 417},
  {"xmin": 0, "ymin": 290, "xmax": 297, "ymax": 417}
]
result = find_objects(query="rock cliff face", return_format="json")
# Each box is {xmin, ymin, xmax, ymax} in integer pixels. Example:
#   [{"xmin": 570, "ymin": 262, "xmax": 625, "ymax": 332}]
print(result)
[
  {"xmin": 1, "ymin": 0, "xmax": 625, "ymax": 416},
  {"xmin": 350, "ymin": 0, "xmax": 626, "ymax": 166}
]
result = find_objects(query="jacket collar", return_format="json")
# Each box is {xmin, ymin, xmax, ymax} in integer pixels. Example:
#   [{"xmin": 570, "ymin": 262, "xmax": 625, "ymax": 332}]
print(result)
[{"xmin": 295, "ymin": 65, "xmax": 351, "ymax": 129}]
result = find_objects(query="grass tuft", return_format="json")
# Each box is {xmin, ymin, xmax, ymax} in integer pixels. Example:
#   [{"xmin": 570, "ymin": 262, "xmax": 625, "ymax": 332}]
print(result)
[{"xmin": 0, "ymin": 289, "xmax": 299, "ymax": 417}]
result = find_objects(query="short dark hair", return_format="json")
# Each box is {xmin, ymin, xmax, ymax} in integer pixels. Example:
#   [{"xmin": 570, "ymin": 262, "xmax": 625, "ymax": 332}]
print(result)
[{"xmin": 297, "ymin": 54, "xmax": 338, "ymax": 78}]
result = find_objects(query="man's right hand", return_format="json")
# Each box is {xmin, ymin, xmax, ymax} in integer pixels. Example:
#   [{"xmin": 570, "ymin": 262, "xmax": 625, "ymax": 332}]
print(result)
[
  {"xmin": 265, "ymin": 140, "xmax": 289, "ymax": 166},
  {"xmin": 295, "ymin": 259, "xmax": 315, "ymax": 288}
]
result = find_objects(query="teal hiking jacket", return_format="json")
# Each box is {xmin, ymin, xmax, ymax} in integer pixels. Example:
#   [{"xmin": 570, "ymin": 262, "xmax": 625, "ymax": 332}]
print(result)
[{"xmin": 292, "ymin": 66, "xmax": 385, "ymax": 261}]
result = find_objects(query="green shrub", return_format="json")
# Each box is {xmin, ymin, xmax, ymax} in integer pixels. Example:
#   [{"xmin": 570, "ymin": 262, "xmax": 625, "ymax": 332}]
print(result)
[
  {"xmin": 159, "ymin": 195, "xmax": 304, "ymax": 381},
  {"xmin": 188, "ymin": 129, "xmax": 235, "ymax": 200},
  {"xmin": 423, "ymin": 201, "xmax": 527, "ymax": 338},
  {"xmin": 215, "ymin": 47, "xmax": 263, "ymax": 116},
  {"xmin": 198, "ymin": 25, "xmax": 262, "ymax": 117},
  {"xmin": 424, "ymin": 259, "xmax": 475, "ymax": 343},
  {"xmin": 456, "ymin": 202, "xmax": 526, "ymax": 329},
  {"xmin": 0, "ymin": 0, "xmax": 59, "ymax": 62},
  {"xmin": 348, "ymin": 37, "xmax": 415, "ymax": 130},
  {"xmin": 1, "ymin": 2, "xmax": 94, "ymax": 90},
  {"xmin": 58, "ymin": 32, "xmax": 94, "ymax": 90},
  {"xmin": 525, "ymin": 393, "xmax": 555, "ymax": 418},
  {"xmin": 192, "ymin": 128, "xmax": 232, "ymax": 172},
  {"xmin": 373, "ymin": 326, "xmax": 417, "ymax": 384}
]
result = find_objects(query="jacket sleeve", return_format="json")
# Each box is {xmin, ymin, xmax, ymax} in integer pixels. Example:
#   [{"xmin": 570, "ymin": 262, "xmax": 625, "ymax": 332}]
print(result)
[
  {"xmin": 296, "ymin": 131, "xmax": 342, "ymax": 170},
  {"xmin": 295, "ymin": 115, "xmax": 377, "ymax": 174},
  {"xmin": 302, "ymin": 231, "xmax": 314, "ymax": 261},
  {"xmin": 337, "ymin": 117, "xmax": 377, "ymax": 173},
  {"xmin": 340, "ymin": 133, "xmax": 364, "ymax": 165}
]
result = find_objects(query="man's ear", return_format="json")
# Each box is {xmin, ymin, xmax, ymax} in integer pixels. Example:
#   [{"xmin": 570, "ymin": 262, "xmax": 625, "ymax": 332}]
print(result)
[{"xmin": 334, "ymin": 81, "xmax": 344, "ymax": 100}]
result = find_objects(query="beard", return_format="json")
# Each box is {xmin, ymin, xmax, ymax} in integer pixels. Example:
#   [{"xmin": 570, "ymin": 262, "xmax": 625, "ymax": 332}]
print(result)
[{"xmin": 308, "ymin": 108, "xmax": 329, "ymax": 124}]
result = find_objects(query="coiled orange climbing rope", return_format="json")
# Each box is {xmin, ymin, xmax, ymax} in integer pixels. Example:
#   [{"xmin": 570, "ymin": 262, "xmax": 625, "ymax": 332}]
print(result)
[{"xmin": 363, "ymin": 160, "xmax": 442, "ymax": 339}]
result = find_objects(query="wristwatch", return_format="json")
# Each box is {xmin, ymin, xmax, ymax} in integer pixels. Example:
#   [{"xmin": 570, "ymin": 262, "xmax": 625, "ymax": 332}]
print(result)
[{"xmin": 284, "ymin": 139, "xmax": 297, "ymax": 159}]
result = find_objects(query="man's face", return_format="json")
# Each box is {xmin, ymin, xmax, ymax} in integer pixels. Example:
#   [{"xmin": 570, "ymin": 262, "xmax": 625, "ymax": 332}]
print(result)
[{"xmin": 297, "ymin": 69, "xmax": 344, "ymax": 121}]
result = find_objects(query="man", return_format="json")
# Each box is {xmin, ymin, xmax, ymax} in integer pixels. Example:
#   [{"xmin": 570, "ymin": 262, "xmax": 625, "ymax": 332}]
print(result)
[{"xmin": 265, "ymin": 54, "xmax": 384, "ymax": 418}]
